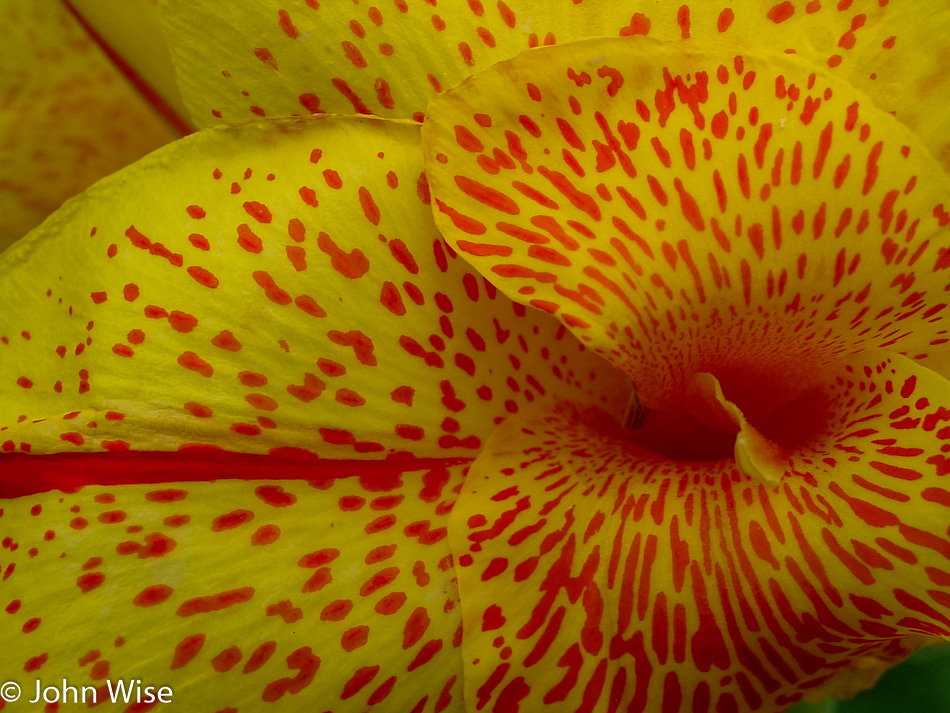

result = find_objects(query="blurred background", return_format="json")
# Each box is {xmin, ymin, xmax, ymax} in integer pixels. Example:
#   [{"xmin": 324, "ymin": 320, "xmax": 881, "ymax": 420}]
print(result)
[{"xmin": 0, "ymin": 0, "xmax": 190, "ymax": 252}]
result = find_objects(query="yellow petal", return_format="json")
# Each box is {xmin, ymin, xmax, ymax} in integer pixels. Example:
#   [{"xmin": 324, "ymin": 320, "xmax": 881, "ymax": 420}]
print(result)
[
  {"xmin": 158, "ymin": 1, "xmax": 950, "ymax": 174},
  {"xmin": 0, "ymin": 115, "xmax": 627, "ymax": 458},
  {"xmin": 0, "ymin": 0, "xmax": 178, "ymax": 251},
  {"xmin": 67, "ymin": 0, "xmax": 193, "ymax": 133},
  {"xmin": 705, "ymin": 1, "xmax": 950, "ymax": 178},
  {"xmin": 450, "ymin": 351, "xmax": 950, "ymax": 712},
  {"xmin": 422, "ymin": 38, "xmax": 950, "ymax": 413},
  {"xmin": 0, "ymin": 464, "xmax": 466, "ymax": 711}
]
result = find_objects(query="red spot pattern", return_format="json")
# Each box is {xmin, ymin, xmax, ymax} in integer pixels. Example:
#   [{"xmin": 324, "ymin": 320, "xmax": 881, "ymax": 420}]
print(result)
[
  {"xmin": 211, "ymin": 510, "xmax": 255, "ymax": 531},
  {"xmin": 6, "ymin": 117, "xmax": 617, "ymax": 466},
  {"xmin": 76, "ymin": 572, "xmax": 105, "ymax": 593},
  {"xmin": 0, "ymin": 463, "xmax": 476, "ymax": 704},
  {"xmin": 317, "ymin": 231, "xmax": 370, "ymax": 278},
  {"xmin": 452, "ymin": 345, "xmax": 950, "ymax": 711},
  {"xmin": 425, "ymin": 37, "xmax": 950, "ymax": 426},
  {"xmin": 5, "ymin": 14, "xmax": 948, "ymax": 708},
  {"xmin": 171, "ymin": 633, "xmax": 206, "ymax": 669},
  {"xmin": 134, "ymin": 584, "xmax": 174, "ymax": 607}
]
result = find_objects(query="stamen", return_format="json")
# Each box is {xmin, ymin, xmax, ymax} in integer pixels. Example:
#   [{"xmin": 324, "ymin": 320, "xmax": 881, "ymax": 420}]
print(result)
[
  {"xmin": 623, "ymin": 381, "xmax": 646, "ymax": 430},
  {"xmin": 687, "ymin": 372, "xmax": 789, "ymax": 486}
]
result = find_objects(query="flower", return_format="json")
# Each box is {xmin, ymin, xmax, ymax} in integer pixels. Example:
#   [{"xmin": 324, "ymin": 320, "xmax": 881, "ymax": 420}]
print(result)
[{"xmin": 2, "ymin": 2, "xmax": 950, "ymax": 713}]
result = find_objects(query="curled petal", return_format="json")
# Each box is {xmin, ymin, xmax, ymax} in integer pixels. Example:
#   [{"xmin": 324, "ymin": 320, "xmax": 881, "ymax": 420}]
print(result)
[
  {"xmin": 423, "ymin": 38, "xmax": 950, "ymax": 409},
  {"xmin": 450, "ymin": 351, "xmax": 950, "ymax": 712}
]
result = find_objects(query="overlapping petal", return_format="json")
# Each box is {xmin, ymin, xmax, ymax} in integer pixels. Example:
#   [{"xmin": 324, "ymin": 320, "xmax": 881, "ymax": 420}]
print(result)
[
  {"xmin": 0, "ymin": 0, "xmax": 177, "ymax": 250},
  {"xmin": 158, "ymin": 1, "xmax": 950, "ymax": 175},
  {"xmin": 423, "ymin": 38, "xmax": 950, "ymax": 414},
  {"xmin": 451, "ymin": 350, "xmax": 950, "ymax": 712},
  {"xmin": 0, "ymin": 115, "xmax": 627, "ymax": 462},
  {"xmin": 66, "ymin": 0, "xmax": 193, "ymax": 133},
  {"xmin": 1, "ymin": 463, "xmax": 467, "ymax": 711}
]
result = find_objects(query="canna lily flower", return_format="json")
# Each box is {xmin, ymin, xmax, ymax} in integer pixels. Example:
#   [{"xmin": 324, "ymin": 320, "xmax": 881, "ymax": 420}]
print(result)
[{"xmin": 2, "ymin": 2, "xmax": 950, "ymax": 712}]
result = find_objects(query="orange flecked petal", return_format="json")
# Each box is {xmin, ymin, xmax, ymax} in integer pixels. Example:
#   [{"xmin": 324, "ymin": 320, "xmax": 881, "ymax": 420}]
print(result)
[
  {"xmin": 0, "ymin": 463, "xmax": 466, "ymax": 711},
  {"xmin": 0, "ymin": 0, "xmax": 177, "ymax": 250},
  {"xmin": 423, "ymin": 39, "xmax": 950, "ymax": 415},
  {"xmin": 451, "ymin": 350, "xmax": 950, "ymax": 712},
  {"xmin": 0, "ymin": 115, "xmax": 627, "ymax": 459},
  {"xmin": 158, "ymin": 1, "xmax": 950, "ymax": 174}
]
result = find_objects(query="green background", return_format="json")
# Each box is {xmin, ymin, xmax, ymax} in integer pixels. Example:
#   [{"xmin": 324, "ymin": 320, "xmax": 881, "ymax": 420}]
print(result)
[{"xmin": 788, "ymin": 646, "xmax": 950, "ymax": 713}]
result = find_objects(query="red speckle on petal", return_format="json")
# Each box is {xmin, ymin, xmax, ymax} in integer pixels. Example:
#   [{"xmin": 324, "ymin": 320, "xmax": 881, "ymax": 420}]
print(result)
[
  {"xmin": 767, "ymin": 1, "xmax": 795, "ymax": 23},
  {"xmin": 178, "ymin": 351, "xmax": 214, "ymax": 377},
  {"xmin": 620, "ymin": 12, "xmax": 651, "ymax": 36},
  {"xmin": 278, "ymin": 9, "xmax": 300, "ymax": 38},
  {"xmin": 319, "ymin": 600, "xmax": 353, "ymax": 624},
  {"xmin": 188, "ymin": 266, "xmax": 219, "ymax": 288},
  {"xmin": 237, "ymin": 223, "xmax": 263, "ymax": 253},
  {"xmin": 185, "ymin": 401, "xmax": 214, "ymax": 418},
  {"xmin": 77, "ymin": 572, "xmax": 105, "ymax": 592},
  {"xmin": 317, "ymin": 232, "xmax": 370, "ymax": 278},
  {"xmin": 211, "ymin": 330, "xmax": 243, "ymax": 351},
  {"xmin": 244, "ymin": 201, "xmax": 273, "ymax": 223},
  {"xmin": 60, "ymin": 432, "xmax": 84, "ymax": 446},
  {"xmin": 718, "ymin": 8, "xmax": 735, "ymax": 32},
  {"xmin": 176, "ymin": 587, "xmax": 255, "ymax": 617},
  {"xmin": 392, "ymin": 386, "xmax": 415, "ymax": 405},
  {"xmin": 146, "ymin": 489, "xmax": 188, "ymax": 502},
  {"xmin": 171, "ymin": 633, "xmax": 206, "ymax": 669},
  {"xmin": 255, "ymin": 485, "xmax": 297, "ymax": 507},
  {"xmin": 341, "ymin": 665, "xmax": 380, "ymax": 700},
  {"xmin": 252, "ymin": 524, "xmax": 281, "ymax": 545},
  {"xmin": 212, "ymin": 510, "xmax": 255, "ymax": 531},
  {"xmin": 212, "ymin": 646, "xmax": 242, "ymax": 672},
  {"xmin": 134, "ymin": 584, "xmax": 174, "ymax": 607},
  {"xmin": 169, "ymin": 311, "xmax": 198, "ymax": 333}
]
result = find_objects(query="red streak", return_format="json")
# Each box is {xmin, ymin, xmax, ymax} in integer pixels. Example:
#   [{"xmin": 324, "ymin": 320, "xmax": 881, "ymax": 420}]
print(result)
[
  {"xmin": 0, "ymin": 451, "xmax": 472, "ymax": 498},
  {"xmin": 62, "ymin": 1, "xmax": 193, "ymax": 137}
]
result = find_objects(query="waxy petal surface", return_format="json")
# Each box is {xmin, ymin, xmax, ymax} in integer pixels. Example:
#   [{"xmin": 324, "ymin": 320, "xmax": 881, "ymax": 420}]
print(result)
[
  {"xmin": 0, "ymin": 116, "xmax": 627, "ymax": 460},
  {"xmin": 423, "ymin": 39, "xmax": 950, "ymax": 410},
  {"xmin": 0, "ymin": 0, "xmax": 177, "ymax": 250},
  {"xmin": 451, "ymin": 351, "xmax": 950, "ymax": 712},
  {"xmin": 158, "ymin": 1, "xmax": 950, "ymax": 174},
  {"xmin": 0, "ymin": 463, "xmax": 467, "ymax": 711}
]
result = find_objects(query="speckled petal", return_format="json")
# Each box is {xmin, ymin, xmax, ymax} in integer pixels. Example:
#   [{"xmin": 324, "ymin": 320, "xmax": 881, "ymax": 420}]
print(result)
[
  {"xmin": 0, "ymin": 0, "xmax": 177, "ymax": 250},
  {"xmin": 0, "ymin": 115, "xmax": 626, "ymax": 461},
  {"xmin": 423, "ymin": 39, "xmax": 950, "ymax": 414},
  {"xmin": 450, "ymin": 351, "xmax": 950, "ymax": 712},
  {"xmin": 157, "ymin": 1, "xmax": 950, "ymax": 174},
  {"xmin": 0, "ymin": 463, "xmax": 466, "ymax": 712}
]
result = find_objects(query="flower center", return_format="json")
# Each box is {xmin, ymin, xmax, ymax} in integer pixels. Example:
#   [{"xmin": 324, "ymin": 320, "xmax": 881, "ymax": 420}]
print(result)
[{"xmin": 624, "ymin": 362, "xmax": 828, "ymax": 485}]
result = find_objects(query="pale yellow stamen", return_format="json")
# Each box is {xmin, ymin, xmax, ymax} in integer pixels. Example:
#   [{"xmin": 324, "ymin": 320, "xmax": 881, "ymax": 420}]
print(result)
[{"xmin": 685, "ymin": 372, "xmax": 789, "ymax": 486}]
